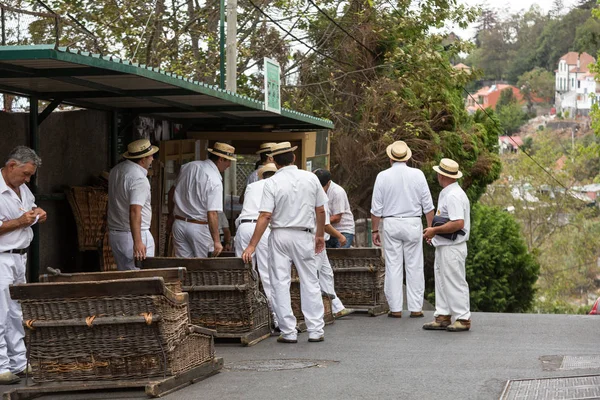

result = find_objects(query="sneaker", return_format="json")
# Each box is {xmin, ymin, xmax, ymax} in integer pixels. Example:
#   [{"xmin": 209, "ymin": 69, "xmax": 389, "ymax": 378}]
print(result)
[
  {"xmin": 15, "ymin": 364, "xmax": 32, "ymax": 377},
  {"xmin": 409, "ymin": 311, "xmax": 424, "ymax": 318},
  {"xmin": 333, "ymin": 308, "xmax": 355, "ymax": 319},
  {"xmin": 308, "ymin": 335, "xmax": 324, "ymax": 342},
  {"xmin": 422, "ymin": 315, "xmax": 451, "ymax": 330},
  {"xmin": 277, "ymin": 335, "xmax": 298, "ymax": 344},
  {"xmin": 446, "ymin": 319, "xmax": 471, "ymax": 332},
  {"xmin": 0, "ymin": 371, "xmax": 20, "ymax": 385},
  {"xmin": 387, "ymin": 311, "xmax": 402, "ymax": 318}
]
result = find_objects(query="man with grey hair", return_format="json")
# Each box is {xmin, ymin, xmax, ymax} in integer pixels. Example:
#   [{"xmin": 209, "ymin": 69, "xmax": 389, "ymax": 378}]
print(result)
[{"xmin": 0, "ymin": 146, "xmax": 46, "ymax": 384}]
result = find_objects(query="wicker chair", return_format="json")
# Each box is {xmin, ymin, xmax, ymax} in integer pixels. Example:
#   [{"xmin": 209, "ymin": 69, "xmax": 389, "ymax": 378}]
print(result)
[{"xmin": 290, "ymin": 265, "xmax": 335, "ymax": 328}]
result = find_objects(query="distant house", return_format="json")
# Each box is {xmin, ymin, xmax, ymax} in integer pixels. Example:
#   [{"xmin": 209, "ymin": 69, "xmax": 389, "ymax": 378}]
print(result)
[
  {"xmin": 572, "ymin": 184, "xmax": 600, "ymax": 201},
  {"xmin": 555, "ymin": 51, "xmax": 597, "ymax": 116},
  {"xmin": 453, "ymin": 63, "xmax": 471, "ymax": 74},
  {"xmin": 466, "ymin": 84, "xmax": 523, "ymax": 114},
  {"xmin": 498, "ymin": 135, "xmax": 523, "ymax": 154}
]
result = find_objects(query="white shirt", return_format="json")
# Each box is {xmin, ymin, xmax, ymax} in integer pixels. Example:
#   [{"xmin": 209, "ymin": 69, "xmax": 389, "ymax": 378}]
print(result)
[
  {"xmin": 246, "ymin": 169, "xmax": 259, "ymax": 185},
  {"xmin": 260, "ymin": 165, "xmax": 328, "ymax": 230},
  {"xmin": 218, "ymin": 212, "xmax": 229, "ymax": 235},
  {"xmin": 0, "ymin": 169, "xmax": 36, "ymax": 252},
  {"xmin": 327, "ymin": 181, "xmax": 355, "ymax": 234},
  {"xmin": 107, "ymin": 160, "xmax": 152, "ymax": 231},
  {"xmin": 174, "ymin": 160, "xmax": 223, "ymax": 220},
  {"xmin": 432, "ymin": 182, "xmax": 470, "ymax": 247},
  {"xmin": 370, "ymin": 162, "xmax": 434, "ymax": 218},
  {"xmin": 236, "ymin": 179, "xmax": 266, "ymax": 228},
  {"xmin": 324, "ymin": 206, "xmax": 331, "ymax": 241}
]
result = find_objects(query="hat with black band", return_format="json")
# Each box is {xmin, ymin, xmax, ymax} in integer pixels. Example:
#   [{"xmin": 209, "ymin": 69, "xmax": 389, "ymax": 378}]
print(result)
[
  {"xmin": 433, "ymin": 158, "xmax": 463, "ymax": 179},
  {"xmin": 208, "ymin": 142, "xmax": 237, "ymax": 161},
  {"xmin": 268, "ymin": 141, "xmax": 298, "ymax": 157},
  {"xmin": 123, "ymin": 139, "xmax": 159, "ymax": 159}
]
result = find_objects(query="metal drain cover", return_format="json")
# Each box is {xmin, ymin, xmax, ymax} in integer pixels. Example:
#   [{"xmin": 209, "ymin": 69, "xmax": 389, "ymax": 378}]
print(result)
[
  {"xmin": 561, "ymin": 356, "xmax": 600, "ymax": 370},
  {"xmin": 500, "ymin": 375, "xmax": 600, "ymax": 400},
  {"xmin": 226, "ymin": 359, "xmax": 335, "ymax": 372}
]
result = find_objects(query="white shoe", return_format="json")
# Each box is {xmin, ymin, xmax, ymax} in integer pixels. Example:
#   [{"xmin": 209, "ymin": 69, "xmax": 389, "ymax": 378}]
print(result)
[{"xmin": 0, "ymin": 371, "xmax": 20, "ymax": 385}]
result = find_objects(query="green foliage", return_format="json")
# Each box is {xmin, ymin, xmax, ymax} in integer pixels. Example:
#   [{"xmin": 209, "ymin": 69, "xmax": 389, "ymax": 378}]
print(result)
[
  {"xmin": 498, "ymin": 103, "xmax": 529, "ymax": 135},
  {"xmin": 517, "ymin": 68, "xmax": 556, "ymax": 109}
]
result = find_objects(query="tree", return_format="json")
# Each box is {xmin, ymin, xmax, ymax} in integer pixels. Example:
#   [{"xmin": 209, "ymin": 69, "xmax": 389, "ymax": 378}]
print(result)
[
  {"xmin": 517, "ymin": 67, "xmax": 555, "ymax": 112},
  {"xmin": 497, "ymin": 103, "xmax": 528, "ymax": 134}
]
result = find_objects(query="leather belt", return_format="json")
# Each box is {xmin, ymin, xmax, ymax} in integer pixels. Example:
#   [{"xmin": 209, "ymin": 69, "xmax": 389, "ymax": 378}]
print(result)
[
  {"xmin": 383, "ymin": 216, "xmax": 420, "ymax": 219},
  {"xmin": 240, "ymin": 219, "xmax": 258, "ymax": 224},
  {"xmin": 175, "ymin": 215, "xmax": 208, "ymax": 224},
  {"xmin": 2, "ymin": 247, "xmax": 29, "ymax": 255}
]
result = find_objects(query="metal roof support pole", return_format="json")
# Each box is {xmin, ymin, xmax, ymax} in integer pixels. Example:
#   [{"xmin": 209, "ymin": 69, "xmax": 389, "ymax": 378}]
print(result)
[
  {"xmin": 110, "ymin": 111, "xmax": 119, "ymax": 167},
  {"xmin": 28, "ymin": 96, "xmax": 40, "ymax": 283},
  {"xmin": 219, "ymin": 0, "xmax": 225, "ymax": 89}
]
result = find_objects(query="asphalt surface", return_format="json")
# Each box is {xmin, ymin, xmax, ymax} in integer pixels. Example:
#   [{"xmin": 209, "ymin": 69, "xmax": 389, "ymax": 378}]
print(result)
[{"xmin": 2, "ymin": 311, "xmax": 598, "ymax": 400}]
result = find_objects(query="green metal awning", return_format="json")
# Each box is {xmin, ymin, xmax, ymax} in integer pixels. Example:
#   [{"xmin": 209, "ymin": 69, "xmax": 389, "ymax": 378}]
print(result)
[{"xmin": 0, "ymin": 45, "xmax": 333, "ymax": 131}]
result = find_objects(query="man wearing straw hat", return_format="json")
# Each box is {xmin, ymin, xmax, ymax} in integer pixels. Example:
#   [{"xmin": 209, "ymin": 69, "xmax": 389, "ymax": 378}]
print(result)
[
  {"xmin": 234, "ymin": 162, "xmax": 278, "ymax": 327},
  {"xmin": 108, "ymin": 139, "xmax": 158, "ymax": 271},
  {"xmin": 238, "ymin": 142, "xmax": 275, "ymax": 205},
  {"xmin": 423, "ymin": 158, "xmax": 471, "ymax": 332},
  {"xmin": 171, "ymin": 142, "xmax": 236, "ymax": 258},
  {"xmin": 242, "ymin": 142, "xmax": 328, "ymax": 343},
  {"xmin": 0, "ymin": 146, "xmax": 46, "ymax": 384},
  {"xmin": 370, "ymin": 140, "xmax": 434, "ymax": 318}
]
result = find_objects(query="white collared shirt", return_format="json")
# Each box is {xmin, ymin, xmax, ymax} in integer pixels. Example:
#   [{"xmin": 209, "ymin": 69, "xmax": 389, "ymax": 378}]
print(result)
[
  {"xmin": 327, "ymin": 181, "xmax": 355, "ymax": 234},
  {"xmin": 174, "ymin": 159, "xmax": 223, "ymax": 221},
  {"xmin": 236, "ymin": 179, "xmax": 266, "ymax": 228},
  {"xmin": 324, "ymin": 205, "xmax": 331, "ymax": 241},
  {"xmin": 432, "ymin": 182, "xmax": 470, "ymax": 247},
  {"xmin": 260, "ymin": 165, "xmax": 328, "ymax": 230},
  {"xmin": 370, "ymin": 162, "xmax": 434, "ymax": 218},
  {"xmin": 107, "ymin": 160, "xmax": 152, "ymax": 231},
  {"xmin": 0, "ymin": 169, "xmax": 36, "ymax": 252}
]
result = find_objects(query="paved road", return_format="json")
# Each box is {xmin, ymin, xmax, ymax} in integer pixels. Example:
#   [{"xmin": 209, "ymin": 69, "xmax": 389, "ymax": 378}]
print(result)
[{"xmin": 2, "ymin": 311, "xmax": 598, "ymax": 400}]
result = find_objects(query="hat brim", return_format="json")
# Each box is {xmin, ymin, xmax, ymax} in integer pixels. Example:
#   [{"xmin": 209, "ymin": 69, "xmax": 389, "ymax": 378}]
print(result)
[
  {"xmin": 258, "ymin": 166, "xmax": 277, "ymax": 179},
  {"xmin": 256, "ymin": 148, "xmax": 272, "ymax": 155},
  {"xmin": 433, "ymin": 165, "xmax": 463, "ymax": 179},
  {"xmin": 208, "ymin": 148, "xmax": 236, "ymax": 161},
  {"xmin": 269, "ymin": 145, "xmax": 298, "ymax": 157},
  {"xmin": 123, "ymin": 145, "xmax": 159, "ymax": 159},
  {"xmin": 386, "ymin": 144, "xmax": 412, "ymax": 162}
]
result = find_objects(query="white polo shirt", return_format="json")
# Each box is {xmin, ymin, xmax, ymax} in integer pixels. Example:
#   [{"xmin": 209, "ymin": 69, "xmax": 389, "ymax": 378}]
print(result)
[
  {"xmin": 0, "ymin": 169, "xmax": 36, "ymax": 252},
  {"xmin": 236, "ymin": 179, "xmax": 266, "ymax": 228},
  {"xmin": 107, "ymin": 160, "xmax": 152, "ymax": 232},
  {"xmin": 327, "ymin": 181, "xmax": 355, "ymax": 234},
  {"xmin": 370, "ymin": 162, "xmax": 434, "ymax": 218},
  {"xmin": 174, "ymin": 159, "xmax": 223, "ymax": 221},
  {"xmin": 432, "ymin": 182, "xmax": 470, "ymax": 247},
  {"xmin": 260, "ymin": 165, "xmax": 328, "ymax": 230}
]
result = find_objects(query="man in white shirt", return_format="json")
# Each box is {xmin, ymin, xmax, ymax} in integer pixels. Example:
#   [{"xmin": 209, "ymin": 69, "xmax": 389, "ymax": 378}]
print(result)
[
  {"xmin": 370, "ymin": 141, "xmax": 434, "ymax": 318},
  {"xmin": 0, "ymin": 146, "xmax": 47, "ymax": 384},
  {"xmin": 314, "ymin": 169, "xmax": 355, "ymax": 248},
  {"xmin": 242, "ymin": 142, "xmax": 328, "ymax": 343},
  {"xmin": 107, "ymin": 139, "xmax": 158, "ymax": 271},
  {"xmin": 171, "ymin": 142, "xmax": 236, "ymax": 258},
  {"xmin": 238, "ymin": 142, "xmax": 275, "ymax": 205},
  {"xmin": 423, "ymin": 158, "xmax": 471, "ymax": 332}
]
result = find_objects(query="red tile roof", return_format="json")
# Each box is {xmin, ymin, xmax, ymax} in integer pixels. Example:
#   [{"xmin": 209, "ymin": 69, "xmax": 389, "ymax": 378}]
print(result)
[{"xmin": 560, "ymin": 52, "xmax": 596, "ymax": 73}]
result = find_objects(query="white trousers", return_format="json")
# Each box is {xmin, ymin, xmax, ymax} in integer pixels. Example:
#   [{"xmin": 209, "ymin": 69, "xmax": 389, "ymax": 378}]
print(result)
[
  {"xmin": 172, "ymin": 220, "xmax": 213, "ymax": 258},
  {"xmin": 109, "ymin": 230, "xmax": 155, "ymax": 271},
  {"xmin": 433, "ymin": 243, "xmax": 471, "ymax": 320},
  {"xmin": 234, "ymin": 223, "xmax": 277, "ymax": 324},
  {"xmin": 0, "ymin": 253, "xmax": 27, "ymax": 374},
  {"xmin": 269, "ymin": 229, "xmax": 324, "ymax": 340},
  {"xmin": 382, "ymin": 217, "xmax": 424, "ymax": 313},
  {"xmin": 317, "ymin": 251, "xmax": 345, "ymax": 313}
]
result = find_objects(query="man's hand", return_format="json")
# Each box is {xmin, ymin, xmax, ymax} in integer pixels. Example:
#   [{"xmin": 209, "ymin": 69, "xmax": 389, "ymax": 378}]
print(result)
[
  {"xmin": 212, "ymin": 241, "xmax": 223, "ymax": 257},
  {"xmin": 337, "ymin": 234, "xmax": 347, "ymax": 248},
  {"xmin": 33, "ymin": 207, "xmax": 47, "ymax": 223},
  {"xmin": 423, "ymin": 227, "xmax": 436, "ymax": 241},
  {"xmin": 133, "ymin": 240, "xmax": 147, "ymax": 261},
  {"xmin": 18, "ymin": 211, "xmax": 37, "ymax": 227},
  {"xmin": 224, "ymin": 242, "xmax": 232, "ymax": 252},
  {"xmin": 315, "ymin": 236, "xmax": 325, "ymax": 254},
  {"xmin": 372, "ymin": 232, "xmax": 381, "ymax": 247},
  {"xmin": 242, "ymin": 245, "xmax": 255, "ymax": 263}
]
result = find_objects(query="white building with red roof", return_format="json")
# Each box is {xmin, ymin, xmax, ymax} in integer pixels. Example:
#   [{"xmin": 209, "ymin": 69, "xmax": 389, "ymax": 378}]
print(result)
[{"xmin": 555, "ymin": 52, "xmax": 598, "ymax": 116}]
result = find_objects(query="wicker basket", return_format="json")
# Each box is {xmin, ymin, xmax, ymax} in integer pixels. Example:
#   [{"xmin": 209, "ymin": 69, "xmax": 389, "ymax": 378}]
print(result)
[
  {"xmin": 10, "ymin": 277, "xmax": 214, "ymax": 383},
  {"xmin": 290, "ymin": 265, "xmax": 334, "ymax": 325},
  {"xmin": 66, "ymin": 186, "xmax": 109, "ymax": 252},
  {"xmin": 328, "ymin": 248, "xmax": 387, "ymax": 307},
  {"xmin": 101, "ymin": 230, "xmax": 117, "ymax": 271}
]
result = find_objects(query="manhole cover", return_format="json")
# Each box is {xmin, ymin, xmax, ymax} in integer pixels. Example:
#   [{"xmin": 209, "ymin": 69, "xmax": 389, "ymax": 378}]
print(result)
[
  {"xmin": 226, "ymin": 359, "xmax": 336, "ymax": 372},
  {"xmin": 500, "ymin": 375, "xmax": 600, "ymax": 400},
  {"xmin": 561, "ymin": 356, "xmax": 600, "ymax": 370}
]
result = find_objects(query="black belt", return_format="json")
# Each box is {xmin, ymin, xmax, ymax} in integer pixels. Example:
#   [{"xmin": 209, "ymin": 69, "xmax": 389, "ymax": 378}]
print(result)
[
  {"xmin": 240, "ymin": 219, "xmax": 258, "ymax": 224},
  {"xmin": 2, "ymin": 247, "xmax": 29, "ymax": 255},
  {"xmin": 302, "ymin": 228, "xmax": 312, "ymax": 233},
  {"xmin": 383, "ymin": 216, "xmax": 420, "ymax": 218}
]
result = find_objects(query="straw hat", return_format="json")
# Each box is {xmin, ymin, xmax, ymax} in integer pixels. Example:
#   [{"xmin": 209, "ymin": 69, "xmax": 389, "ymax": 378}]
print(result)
[
  {"xmin": 433, "ymin": 158, "xmax": 463, "ymax": 179},
  {"xmin": 256, "ymin": 142, "xmax": 277, "ymax": 154},
  {"xmin": 258, "ymin": 163, "xmax": 277, "ymax": 179},
  {"xmin": 386, "ymin": 141, "xmax": 412, "ymax": 162},
  {"xmin": 122, "ymin": 139, "xmax": 159, "ymax": 159},
  {"xmin": 208, "ymin": 142, "xmax": 236, "ymax": 161},
  {"xmin": 269, "ymin": 141, "xmax": 298, "ymax": 157}
]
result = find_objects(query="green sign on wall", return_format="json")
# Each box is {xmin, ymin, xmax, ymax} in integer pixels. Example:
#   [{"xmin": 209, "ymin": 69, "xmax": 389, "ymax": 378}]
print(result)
[{"xmin": 264, "ymin": 58, "xmax": 281, "ymax": 114}]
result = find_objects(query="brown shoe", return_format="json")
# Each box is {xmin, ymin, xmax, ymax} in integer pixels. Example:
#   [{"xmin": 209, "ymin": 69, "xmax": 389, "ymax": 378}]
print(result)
[
  {"xmin": 387, "ymin": 311, "xmax": 402, "ymax": 318},
  {"xmin": 277, "ymin": 335, "xmax": 298, "ymax": 343},
  {"xmin": 410, "ymin": 311, "xmax": 424, "ymax": 318},
  {"xmin": 422, "ymin": 315, "xmax": 451, "ymax": 330},
  {"xmin": 446, "ymin": 319, "xmax": 471, "ymax": 332}
]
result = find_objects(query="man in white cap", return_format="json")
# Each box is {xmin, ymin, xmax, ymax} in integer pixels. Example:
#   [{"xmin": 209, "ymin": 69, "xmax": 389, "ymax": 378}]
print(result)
[
  {"xmin": 423, "ymin": 158, "xmax": 471, "ymax": 332},
  {"xmin": 171, "ymin": 142, "xmax": 236, "ymax": 258},
  {"xmin": 242, "ymin": 142, "xmax": 328, "ymax": 343},
  {"xmin": 0, "ymin": 146, "xmax": 46, "ymax": 384},
  {"xmin": 234, "ymin": 163, "xmax": 278, "ymax": 325},
  {"xmin": 108, "ymin": 138, "xmax": 158, "ymax": 271},
  {"xmin": 370, "ymin": 140, "xmax": 434, "ymax": 318}
]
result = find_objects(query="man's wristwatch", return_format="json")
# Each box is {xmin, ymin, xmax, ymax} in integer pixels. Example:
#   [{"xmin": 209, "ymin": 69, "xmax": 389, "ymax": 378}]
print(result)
[{"xmin": 371, "ymin": 230, "xmax": 379, "ymax": 234}]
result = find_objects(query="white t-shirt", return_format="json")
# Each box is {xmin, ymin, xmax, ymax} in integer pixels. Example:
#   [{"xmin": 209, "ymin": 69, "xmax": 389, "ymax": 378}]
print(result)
[
  {"xmin": 174, "ymin": 160, "xmax": 223, "ymax": 221},
  {"xmin": 236, "ymin": 179, "xmax": 266, "ymax": 228},
  {"xmin": 432, "ymin": 182, "xmax": 470, "ymax": 247},
  {"xmin": 107, "ymin": 160, "xmax": 152, "ymax": 231},
  {"xmin": 0, "ymin": 169, "xmax": 36, "ymax": 252},
  {"xmin": 370, "ymin": 162, "xmax": 434, "ymax": 218},
  {"xmin": 327, "ymin": 181, "xmax": 355, "ymax": 234},
  {"xmin": 260, "ymin": 165, "xmax": 328, "ymax": 230}
]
